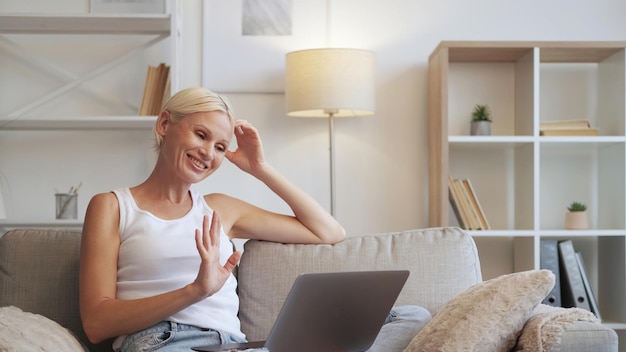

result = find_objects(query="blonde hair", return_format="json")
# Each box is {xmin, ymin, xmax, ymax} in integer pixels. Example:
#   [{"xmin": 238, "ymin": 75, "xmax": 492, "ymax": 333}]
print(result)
[{"xmin": 154, "ymin": 87, "xmax": 235, "ymax": 149}]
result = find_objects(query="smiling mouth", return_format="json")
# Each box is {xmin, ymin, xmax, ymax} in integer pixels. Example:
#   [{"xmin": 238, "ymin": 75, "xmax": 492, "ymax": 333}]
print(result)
[{"xmin": 188, "ymin": 154, "xmax": 208, "ymax": 169}]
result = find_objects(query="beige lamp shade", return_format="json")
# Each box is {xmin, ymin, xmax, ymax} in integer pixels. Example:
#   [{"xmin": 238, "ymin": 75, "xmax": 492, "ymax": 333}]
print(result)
[{"xmin": 285, "ymin": 48, "xmax": 375, "ymax": 118}]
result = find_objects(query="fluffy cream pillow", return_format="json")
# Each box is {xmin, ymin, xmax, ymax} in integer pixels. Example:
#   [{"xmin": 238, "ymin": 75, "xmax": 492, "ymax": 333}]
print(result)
[
  {"xmin": 0, "ymin": 306, "xmax": 87, "ymax": 352},
  {"xmin": 404, "ymin": 269, "xmax": 555, "ymax": 352}
]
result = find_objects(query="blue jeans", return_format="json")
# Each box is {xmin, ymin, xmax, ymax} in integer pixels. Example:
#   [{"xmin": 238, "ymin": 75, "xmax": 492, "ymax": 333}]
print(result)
[
  {"xmin": 119, "ymin": 306, "xmax": 430, "ymax": 352},
  {"xmin": 366, "ymin": 305, "xmax": 432, "ymax": 352},
  {"xmin": 119, "ymin": 321, "xmax": 255, "ymax": 352}
]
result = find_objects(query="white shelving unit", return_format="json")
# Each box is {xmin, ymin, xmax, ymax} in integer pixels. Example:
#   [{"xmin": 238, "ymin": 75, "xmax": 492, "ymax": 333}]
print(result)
[
  {"xmin": 428, "ymin": 41, "xmax": 626, "ymax": 337},
  {"xmin": 0, "ymin": 11, "xmax": 178, "ymax": 128},
  {"xmin": 0, "ymin": 6, "xmax": 179, "ymax": 226}
]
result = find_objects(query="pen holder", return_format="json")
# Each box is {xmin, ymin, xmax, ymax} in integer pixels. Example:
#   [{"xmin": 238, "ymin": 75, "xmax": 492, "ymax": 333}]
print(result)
[{"xmin": 55, "ymin": 193, "xmax": 77, "ymax": 219}]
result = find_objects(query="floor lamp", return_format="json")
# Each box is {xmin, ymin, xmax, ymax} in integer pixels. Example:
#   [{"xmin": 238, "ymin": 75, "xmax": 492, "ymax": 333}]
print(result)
[
  {"xmin": 285, "ymin": 48, "xmax": 375, "ymax": 216},
  {"xmin": 0, "ymin": 183, "xmax": 6, "ymax": 220}
]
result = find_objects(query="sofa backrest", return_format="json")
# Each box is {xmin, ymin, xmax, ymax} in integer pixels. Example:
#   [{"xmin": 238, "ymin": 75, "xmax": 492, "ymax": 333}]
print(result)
[
  {"xmin": 0, "ymin": 229, "xmax": 112, "ymax": 352},
  {"xmin": 236, "ymin": 226, "xmax": 482, "ymax": 341},
  {"xmin": 0, "ymin": 226, "xmax": 482, "ymax": 349}
]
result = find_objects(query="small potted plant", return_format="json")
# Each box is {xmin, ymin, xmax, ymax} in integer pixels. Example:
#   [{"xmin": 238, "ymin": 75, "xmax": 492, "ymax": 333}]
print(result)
[
  {"xmin": 470, "ymin": 104, "xmax": 492, "ymax": 136},
  {"xmin": 565, "ymin": 201, "xmax": 588, "ymax": 230}
]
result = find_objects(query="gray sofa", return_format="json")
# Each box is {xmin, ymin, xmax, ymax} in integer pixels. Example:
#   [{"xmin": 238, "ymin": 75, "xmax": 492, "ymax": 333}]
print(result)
[{"xmin": 0, "ymin": 227, "xmax": 618, "ymax": 351}]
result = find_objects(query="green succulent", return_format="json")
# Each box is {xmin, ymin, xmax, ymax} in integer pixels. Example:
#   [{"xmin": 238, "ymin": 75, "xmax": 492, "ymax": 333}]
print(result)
[
  {"xmin": 471, "ymin": 104, "xmax": 492, "ymax": 122},
  {"xmin": 567, "ymin": 201, "xmax": 587, "ymax": 212}
]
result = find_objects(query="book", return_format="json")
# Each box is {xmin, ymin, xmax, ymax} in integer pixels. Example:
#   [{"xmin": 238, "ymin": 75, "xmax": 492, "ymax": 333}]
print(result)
[
  {"xmin": 540, "ymin": 240, "xmax": 561, "ymax": 307},
  {"xmin": 448, "ymin": 176, "xmax": 467, "ymax": 229},
  {"xmin": 575, "ymin": 251, "xmax": 601, "ymax": 320},
  {"xmin": 138, "ymin": 65, "xmax": 156, "ymax": 116},
  {"xmin": 139, "ymin": 63, "xmax": 171, "ymax": 116},
  {"xmin": 152, "ymin": 63, "xmax": 170, "ymax": 115},
  {"xmin": 558, "ymin": 240, "xmax": 591, "ymax": 311},
  {"xmin": 454, "ymin": 179, "xmax": 480, "ymax": 230},
  {"xmin": 462, "ymin": 179, "xmax": 490, "ymax": 230},
  {"xmin": 539, "ymin": 119, "xmax": 590, "ymax": 130},
  {"xmin": 540, "ymin": 128, "xmax": 599, "ymax": 136}
]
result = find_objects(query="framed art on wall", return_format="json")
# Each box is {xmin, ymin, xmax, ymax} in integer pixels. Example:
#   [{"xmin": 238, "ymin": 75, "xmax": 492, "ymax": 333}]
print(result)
[{"xmin": 202, "ymin": 0, "xmax": 328, "ymax": 93}]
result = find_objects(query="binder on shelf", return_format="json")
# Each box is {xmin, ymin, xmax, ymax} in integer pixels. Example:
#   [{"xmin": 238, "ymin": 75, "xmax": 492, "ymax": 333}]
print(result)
[
  {"xmin": 558, "ymin": 240, "xmax": 591, "ymax": 311},
  {"xmin": 448, "ymin": 176, "xmax": 467, "ymax": 229},
  {"xmin": 539, "ymin": 240, "xmax": 561, "ymax": 307},
  {"xmin": 461, "ymin": 179, "xmax": 490, "ymax": 230},
  {"xmin": 575, "ymin": 251, "xmax": 601, "ymax": 320}
]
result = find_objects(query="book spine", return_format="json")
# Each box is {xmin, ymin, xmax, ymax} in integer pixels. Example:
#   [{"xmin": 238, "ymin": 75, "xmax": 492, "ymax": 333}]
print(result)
[
  {"xmin": 455, "ymin": 179, "xmax": 481, "ymax": 230},
  {"xmin": 462, "ymin": 179, "xmax": 490, "ymax": 230},
  {"xmin": 448, "ymin": 176, "xmax": 466, "ymax": 229}
]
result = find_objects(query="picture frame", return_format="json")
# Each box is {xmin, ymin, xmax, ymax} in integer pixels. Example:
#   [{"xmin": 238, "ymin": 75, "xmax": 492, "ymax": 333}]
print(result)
[{"xmin": 202, "ymin": 0, "xmax": 328, "ymax": 93}]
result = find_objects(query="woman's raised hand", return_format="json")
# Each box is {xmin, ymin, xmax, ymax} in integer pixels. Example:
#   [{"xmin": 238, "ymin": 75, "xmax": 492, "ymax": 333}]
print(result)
[
  {"xmin": 191, "ymin": 213, "xmax": 241, "ymax": 299},
  {"xmin": 225, "ymin": 120, "xmax": 266, "ymax": 175}
]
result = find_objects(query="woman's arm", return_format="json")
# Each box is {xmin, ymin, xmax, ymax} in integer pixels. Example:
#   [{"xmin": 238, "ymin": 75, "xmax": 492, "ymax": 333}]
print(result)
[
  {"xmin": 79, "ymin": 193, "xmax": 239, "ymax": 343},
  {"xmin": 211, "ymin": 120, "xmax": 345, "ymax": 244}
]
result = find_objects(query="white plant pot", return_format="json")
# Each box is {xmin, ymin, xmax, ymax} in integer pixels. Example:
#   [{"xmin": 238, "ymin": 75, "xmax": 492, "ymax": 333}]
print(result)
[
  {"xmin": 565, "ymin": 211, "xmax": 589, "ymax": 230},
  {"xmin": 470, "ymin": 120, "xmax": 491, "ymax": 136}
]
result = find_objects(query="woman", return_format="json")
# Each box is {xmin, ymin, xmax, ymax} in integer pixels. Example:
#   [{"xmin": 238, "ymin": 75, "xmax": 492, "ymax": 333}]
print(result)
[{"xmin": 79, "ymin": 87, "xmax": 346, "ymax": 351}]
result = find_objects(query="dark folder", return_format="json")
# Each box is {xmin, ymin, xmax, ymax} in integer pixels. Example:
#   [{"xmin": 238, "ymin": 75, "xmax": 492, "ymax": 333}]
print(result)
[
  {"xmin": 558, "ymin": 240, "xmax": 591, "ymax": 311},
  {"xmin": 575, "ymin": 251, "xmax": 601, "ymax": 320},
  {"xmin": 540, "ymin": 240, "xmax": 561, "ymax": 307}
]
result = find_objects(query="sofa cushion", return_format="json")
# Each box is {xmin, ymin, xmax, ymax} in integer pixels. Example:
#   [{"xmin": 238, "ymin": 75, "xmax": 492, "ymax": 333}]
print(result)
[
  {"xmin": 0, "ymin": 305, "xmax": 87, "ymax": 351},
  {"xmin": 0, "ymin": 229, "xmax": 113, "ymax": 352},
  {"xmin": 404, "ymin": 269, "xmax": 555, "ymax": 352},
  {"xmin": 237, "ymin": 227, "xmax": 481, "ymax": 341}
]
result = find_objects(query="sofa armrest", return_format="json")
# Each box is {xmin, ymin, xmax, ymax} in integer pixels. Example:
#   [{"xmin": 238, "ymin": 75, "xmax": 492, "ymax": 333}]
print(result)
[
  {"xmin": 236, "ymin": 227, "xmax": 481, "ymax": 341},
  {"xmin": 553, "ymin": 321, "xmax": 618, "ymax": 352},
  {"xmin": 514, "ymin": 304, "xmax": 617, "ymax": 352}
]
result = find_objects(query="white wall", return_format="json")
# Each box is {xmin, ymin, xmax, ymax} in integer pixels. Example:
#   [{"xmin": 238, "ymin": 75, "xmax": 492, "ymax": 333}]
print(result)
[{"xmin": 1, "ymin": 0, "xmax": 626, "ymax": 236}]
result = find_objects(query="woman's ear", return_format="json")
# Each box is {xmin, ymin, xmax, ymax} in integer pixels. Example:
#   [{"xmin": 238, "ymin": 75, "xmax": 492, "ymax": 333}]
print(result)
[{"xmin": 155, "ymin": 110, "xmax": 170, "ymax": 138}]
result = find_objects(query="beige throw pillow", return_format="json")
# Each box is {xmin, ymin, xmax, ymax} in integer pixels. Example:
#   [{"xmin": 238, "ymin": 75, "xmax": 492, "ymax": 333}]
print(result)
[
  {"xmin": 404, "ymin": 269, "xmax": 555, "ymax": 352},
  {"xmin": 0, "ymin": 306, "xmax": 87, "ymax": 352}
]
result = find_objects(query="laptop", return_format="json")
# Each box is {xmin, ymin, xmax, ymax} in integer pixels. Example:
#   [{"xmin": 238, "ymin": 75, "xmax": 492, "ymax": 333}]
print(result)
[{"xmin": 192, "ymin": 270, "xmax": 410, "ymax": 352}]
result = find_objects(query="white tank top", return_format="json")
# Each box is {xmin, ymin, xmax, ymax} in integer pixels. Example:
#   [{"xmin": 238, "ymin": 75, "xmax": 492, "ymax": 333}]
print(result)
[{"xmin": 112, "ymin": 187, "xmax": 243, "ymax": 349}]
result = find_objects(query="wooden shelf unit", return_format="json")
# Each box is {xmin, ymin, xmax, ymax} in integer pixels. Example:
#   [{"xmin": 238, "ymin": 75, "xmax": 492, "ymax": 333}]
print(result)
[{"xmin": 428, "ymin": 41, "xmax": 626, "ymax": 329}]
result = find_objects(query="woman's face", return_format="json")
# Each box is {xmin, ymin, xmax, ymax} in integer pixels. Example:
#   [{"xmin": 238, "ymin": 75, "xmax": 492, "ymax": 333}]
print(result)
[{"xmin": 160, "ymin": 110, "xmax": 233, "ymax": 184}]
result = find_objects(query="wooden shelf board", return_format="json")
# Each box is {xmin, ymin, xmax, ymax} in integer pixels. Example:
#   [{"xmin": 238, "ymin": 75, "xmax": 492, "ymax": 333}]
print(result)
[
  {"xmin": 449, "ymin": 47, "xmax": 534, "ymax": 63},
  {"xmin": 540, "ymin": 47, "xmax": 624, "ymax": 63},
  {"xmin": 435, "ymin": 41, "xmax": 626, "ymax": 63}
]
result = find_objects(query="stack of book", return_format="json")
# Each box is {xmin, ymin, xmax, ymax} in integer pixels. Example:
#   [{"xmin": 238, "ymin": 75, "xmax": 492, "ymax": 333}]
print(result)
[
  {"xmin": 539, "ymin": 119, "xmax": 599, "ymax": 136},
  {"xmin": 139, "ymin": 63, "xmax": 171, "ymax": 116},
  {"xmin": 540, "ymin": 239, "xmax": 601, "ymax": 319},
  {"xmin": 448, "ymin": 177, "xmax": 490, "ymax": 230}
]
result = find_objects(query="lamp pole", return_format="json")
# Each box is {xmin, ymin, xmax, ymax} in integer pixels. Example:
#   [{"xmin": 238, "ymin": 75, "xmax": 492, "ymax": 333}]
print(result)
[{"xmin": 327, "ymin": 110, "xmax": 336, "ymax": 216}]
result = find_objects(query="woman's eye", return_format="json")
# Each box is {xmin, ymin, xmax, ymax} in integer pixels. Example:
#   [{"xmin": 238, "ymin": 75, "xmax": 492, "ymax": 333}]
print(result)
[{"xmin": 196, "ymin": 132, "xmax": 206, "ymax": 140}]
